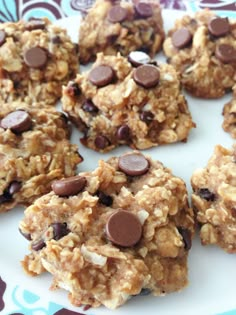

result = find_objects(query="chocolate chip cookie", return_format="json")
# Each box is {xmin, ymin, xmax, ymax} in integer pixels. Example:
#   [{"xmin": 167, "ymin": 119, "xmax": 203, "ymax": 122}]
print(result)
[
  {"xmin": 0, "ymin": 101, "xmax": 82, "ymax": 212},
  {"xmin": 79, "ymin": 0, "xmax": 164, "ymax": 64},
  {"xmin": 222, "ymin": 85, "xmax": 236, "ymax": 138},
  {"xmin": 62, "ymin": 53, "xmax": 195, "ymax": 152},
  {"xmin": 191, "ymin": 145, "xmax": 236, "ymax": 253},
  {"xmin": 0, "ymin": 18, "xmax": 78, "ymax": 105},
  {"xmin": 163, "ymin": 10, "xmax": 236, "ymax": 98},
  {"xmin": 19, "ymin": 152, "xmax": 194, "ymax": 309}
]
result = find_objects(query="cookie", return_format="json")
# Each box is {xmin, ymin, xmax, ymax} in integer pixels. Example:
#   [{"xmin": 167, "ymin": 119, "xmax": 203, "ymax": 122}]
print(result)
[
  {"xmin": 79, "ymin": 0, "xmax": 164, "ymax": 64},
  {"xmin": 222, "ymin": 85, "xmax": 236, "ymax": 138},
  {"xmin": 19, "ymin": 152, "xmax": 194, "ymax": 309},
  {"xmin": 191, "ymin": 145, "xmax": 236, "ymax": 253},
  {"xmin": 62, "ymin": 53, "xmax": 195, "ymax": 152},
  {"xmin": 163, "ymin": 10, "xmax": 236, "ymax": 98},
  {"xmin": 0, "ymin": 18, "xmax": 78, "ymax": 105},
  {"xmin": 0, "ymin": 101, "xmax": 82, "ymax": 212}
]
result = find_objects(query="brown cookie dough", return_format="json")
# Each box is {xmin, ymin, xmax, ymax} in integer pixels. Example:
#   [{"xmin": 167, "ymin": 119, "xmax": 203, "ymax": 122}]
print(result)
[
  {"xmin": 191, "ymin": 145, "xmax": 236, "ymax": 253},
  {"xmin": 0, "ymin": 18, "xmax": 78, "ymax": 105},
  {"xmin": 222, "ymin": 85, "xmax": 236, "ymax": 138},
  {"xmin": 163, "ymin": 10, "xmax": 236, "ymax": 98},
  {"xmin": 19, "ymin": 152, "xmax": 194, "ymax": 309},
  {"xmin": 0, "ymin": 101, "xmax": 82, "ymax": 212},
  {"xmin": 79, "ymin": 0, "xmax": 164, "ymax": 64},
  {"xmin": 62, "ymin": 53, "xmax": 195, "ymax": 152}
]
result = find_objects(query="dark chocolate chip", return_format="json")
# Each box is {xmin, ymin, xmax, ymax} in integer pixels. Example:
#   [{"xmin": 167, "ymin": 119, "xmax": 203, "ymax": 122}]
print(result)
[
  {"xmin": 8, "ymin": 181, "xmax": 21, "ymax": 195},
  {"xmin": 1, "ymin": 110, "xmax": 32, "ymax": 134},
  {"xmin": 51, "ymin": 222, "xmax": 70, "ymax": 240},
  {"xmin": 198, "ymin": 188, "xmax": 215, "ymax": 201},
  {"xmin": 97, "ymin": 191, "xmax": 113, "ymax": 206},
  {"xmin": 107, "ymin": 5, "xmax": 127, "ymax": 23},
  {"xmin": 52, "ymin": 176, "xmax": 87, "ymax": 197},
  {"xmin": 67, "ymin": 82, "xmax": 81, "ymax": 96},
  {"xmin": 31, "ymin": 239, "xmax": 46, "ymax": 251},
  {"xmin": 105, "ymin": 210, "xmax": 142, "ymax": 247},
  {"xmin": 82, "ymin": 99, "xmax": 98, "ymax": 113},
  {"xmin": 0, "ymin": 30, "xmax": 6, "ymax": 46},
  {"xmin": 208, "ymin": 17, "xmax": 230, "ymax": 37},
  {"xmin": 135, "ymin": 3, "xmax": 153, "ymax": 18},
  {"xmin": 118, "ymin": 153, "xmax": 149, "ymax": 176},
  {"xmin": 178, "ymin": 227, "xmax": 192, "ymax": 250},
  {"xmin": 140, "ymin": 111, "xmax": 154, "ymax": 124},
  {"xmin": 19, "ymin": 228, "xmax": 32, "ymax": 241},
  {"xmin": 128, "ymin": 51, "xmax": 151, "ymax": 67},
  {"xmin": 231, "ymin": 207, "xmax": 236, "ymax": 218},
  {"xmin": 89, "ymin": 65, "xmax": 115, "ymax": 87},
  {"xmin": 171, "ymin": 28, "xmax": 192, "ymax": 49},
  {"xmin": 0, "ymin": 192, "xmax": 12, "ymax": 204},
  {"xmin": 94, "ymin": 135, "xmax": 110, "ymax": 149},
  {"xmin": 138, "ymin": 288, "xmax": 151, "ymax": 296},
  {"xmin": 25, "ymin": 19, "xmax": 46, "ymax": 31},
  {"xmin": 116, "ymin": 125, "xmax": 130, "ymax": 141},
  {"xmin": 52, "ymin": 35, "xmax": 62, "ymax": 44},
  {"xmin": 215, "ymin": 44, "xmax": 236, "ymax": 63},
  {"xmin": 133, "ymin": 65, "xmax": 160, "ymax": 88},
  {"xmin": 24, "ymin": 47, "xmax": 48, "ymax": 69}
]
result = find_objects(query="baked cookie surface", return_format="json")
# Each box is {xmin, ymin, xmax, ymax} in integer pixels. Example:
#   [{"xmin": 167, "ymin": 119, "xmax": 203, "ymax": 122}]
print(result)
[
  {"xmin": 0, "ymin": 101, "xmax": 82, "ymax": 212},
  {"xmin": 79, "ymin": 0, "xmax": 164, "ymax": 64},
  {"xmin": 223, "ymin": 85, "xmax": 236, "ymax": 138},
  {"xmin": 19, "ymin": 152, "xmax": 194, "ymax": 309},
  {"xmin": 191, "ymin": 145, "xmax": 236, "ymax": 253},
  {"xmin": 0, "ymin": 18, "xmax": 78, "ymax": 105},
  {"xmin": 163, "ymin": 10, "xmax": 236, "ymax": 98},
  {"xmin": 62, "ymin": 52, "xmax": 195, "ymax": 152}
]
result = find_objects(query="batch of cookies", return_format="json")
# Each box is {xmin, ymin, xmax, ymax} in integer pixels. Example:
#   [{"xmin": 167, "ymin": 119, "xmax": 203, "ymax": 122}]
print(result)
[{"xmin": 0, "ymin": 0, "xmax": 235, "ymax": 310}]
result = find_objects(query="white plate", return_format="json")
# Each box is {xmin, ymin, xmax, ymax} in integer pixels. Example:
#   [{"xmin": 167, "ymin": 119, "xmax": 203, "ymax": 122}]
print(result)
[{"xmin": 0, "ymin": 9, "xmax": 235, "ymax": 315}]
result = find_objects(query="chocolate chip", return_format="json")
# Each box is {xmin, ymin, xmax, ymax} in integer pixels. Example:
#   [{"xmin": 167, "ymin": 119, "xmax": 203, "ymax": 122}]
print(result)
[
  {"xmin": 105, "ymin": 210, "xmax": 142, "ymax": 247},
  {"xmin": 133, "ymin": 65, "xmax": 160, "ymax": 88},
  {"xmin": 171, "ymin": 28, "xmax": 192, "ymax": 49},
  {"xmin": 198, "ymin": 188, "xmax": 215, "ymax": 201},
  {"xmin": 97, "ymin": 191, "xmax": 113, "ymax": 206},
  {"xmin": 138, "ymin": 288, "xmax": 151, "ymax": 296},
  {"xmin": 51, "ymin": 222, "xmax": 70, "ymax": 240},
  {"xmin": 82, "ymin": 99, "xmax": 98, "ymax": 113},
  {"xmin": 140, "ymin": 111, "xmax": 154, "ymax": 124},
  {"xmin": 52, "ymin": 35, "xmax": 62, "ymax": 44},
  {"xmin": 208, "ymin": 17, "xmax": 230, "ymax": 37},
  {"xmin": 135, "ymin": 3, "xmax": 153, "ymax": 18},
  {"xmin": 52, "ymin": 176, "xmax": 87, "ymax": 197},
  {"xmin": 94, "ymin": 135, "xmax": 110, "ymax": 149},
  {"xmin": 24, "ymin": 47, "xmax": 48, "ymax": 69},
  {"xmin": 31, "ymin": 239, "xmax": 46, "ymax": 251},
  {"xmin": 215, "ymin": 44, "xmax": 236, "ymax": 63},
  {"xmin": 89, "ymin": 65, "xmax": 115, "ymax": 87},
  {"xmin": 0, "ymin": 30, "xmax": 6, "ymax": 46},
  {"xmin": 25, "ymin": 19, "xmax": 46, "ymax": 31},
  {"xmin": 19, "ymin": 228, "xmax": 32, "ymax": 241},
  {"xmin": 0, "ymin": 192, "xmax": 12, "ymax": 204},
  {"xmin": 178, "ymin": 227, "xmax": 192, "ymax": 250},
  {"xmin": 118, "ymin": 153, "xmax": 149, "ymax": 176},
  {"xmin": 231, "ymin": 207, "xmax": 236, "ymax": 218},
  {"xmin": 128, "ymin": 51, "xmax": 151, "ymax": 67},
  {"xmin": 8, "ymin": 181, "xmax": 21, "ymax": 195},
  {"xmin": 116, "ymin": 125, "xmax": 130, "ymax": 141},
  {"xmin": 107, "ymin": 5, "xmax": 127, "ymax": 23},
  {"xmin": 1, "ymin": 110, "xmax": 32, "ymax": 134},
  {"xmin": 67, "ymin": 82, "xmax": 81, "ymax": 97}
]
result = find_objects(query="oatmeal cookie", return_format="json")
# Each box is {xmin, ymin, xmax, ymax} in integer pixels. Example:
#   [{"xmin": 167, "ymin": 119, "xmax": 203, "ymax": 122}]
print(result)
[
  {"xmin": 222, "ymin": 85, "xmax": 236, "ymax": 138},
  {"xmin": 62, "ymin": 53, "xmax": 195, "ymax": 152},
  {"xmin": 0, "ymin": 101, "xmax": 82, "ymax": 212},
  {"xmin": 191, "ymin": 145, "xmax": 236, "ymax": 253},
  {"xmin": 163, "ymin": 10, "xmax": 236, "ymax": 98},
  {"xmin": 20, "ymin": 152, "xmax": 194, "ymax": 309},
  {"xmin": 0, "ymin": 18, "xmax": 78, "ymax": 105},
  {"xmin": 79, "ymin": 0, "xmax": 164, "ymax": 64}
]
